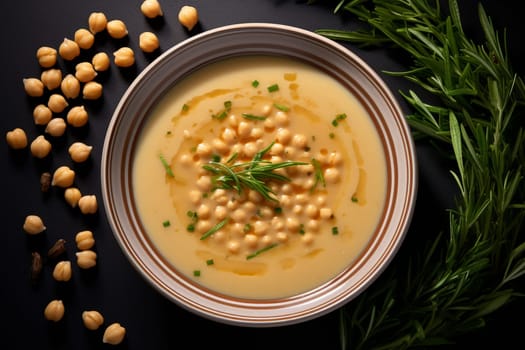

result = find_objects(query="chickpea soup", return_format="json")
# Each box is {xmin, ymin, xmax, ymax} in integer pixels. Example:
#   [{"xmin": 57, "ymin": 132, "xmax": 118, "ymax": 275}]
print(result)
[{"xmin": 132, "ymin": 55, "xmax": 387, "ymax": 299}]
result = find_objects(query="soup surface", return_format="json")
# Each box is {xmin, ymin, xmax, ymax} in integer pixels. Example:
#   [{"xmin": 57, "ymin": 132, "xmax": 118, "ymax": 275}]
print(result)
[{"xmin": 133, "ymin": 55, "xmax": 387, "ymax": 299}]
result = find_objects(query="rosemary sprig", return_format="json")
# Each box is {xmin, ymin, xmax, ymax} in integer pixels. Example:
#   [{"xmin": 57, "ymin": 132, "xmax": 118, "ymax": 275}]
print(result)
[{"xmin": 310, "ymin": 0, "xmax": 525, "ymax": 349}]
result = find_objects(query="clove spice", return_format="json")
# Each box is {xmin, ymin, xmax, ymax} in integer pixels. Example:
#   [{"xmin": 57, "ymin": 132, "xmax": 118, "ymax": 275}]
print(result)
[
  {"xmin": 31, "ymin": 252, "xmax": 43, "ymax": 283},
  {"xmin": 47, "ymin": 238, "xmax": 67, "ymax": 259},
  {"xmin": 40, "ymin": 172, "xmax": 52, "ymax": 192}
]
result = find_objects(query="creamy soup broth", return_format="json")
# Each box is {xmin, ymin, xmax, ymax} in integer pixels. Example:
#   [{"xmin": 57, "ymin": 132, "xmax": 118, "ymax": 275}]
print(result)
[{"xmin": 133, "ymin": 55, "xmax": 387, "ymax": 299}]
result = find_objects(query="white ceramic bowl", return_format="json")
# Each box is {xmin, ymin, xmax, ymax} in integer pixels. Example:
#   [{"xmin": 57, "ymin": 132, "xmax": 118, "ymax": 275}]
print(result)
[{"xmin": 101, "ymin": 23, "xmax": 417, "ymax": 327}]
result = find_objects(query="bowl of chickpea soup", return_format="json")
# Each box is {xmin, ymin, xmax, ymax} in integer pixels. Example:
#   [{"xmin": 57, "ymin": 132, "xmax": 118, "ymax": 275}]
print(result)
[{"xmin": 101, "ymin": 23, "xmax": 417, "ymax": 326}]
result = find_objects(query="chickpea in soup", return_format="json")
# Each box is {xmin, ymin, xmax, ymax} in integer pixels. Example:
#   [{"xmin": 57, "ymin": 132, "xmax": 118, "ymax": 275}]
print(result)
[{"xmin": 133, "ymin": 55, "xmax": 387, "ymax": 299}]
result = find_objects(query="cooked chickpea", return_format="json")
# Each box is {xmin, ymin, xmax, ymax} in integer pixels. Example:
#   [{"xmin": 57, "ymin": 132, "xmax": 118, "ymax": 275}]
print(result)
[
  {"xmin": 36, "ymin": 46, "xmax": 57, "ymax": 68},
  {"xmin": 276, "ymin": 231, "xmax": 288, "ymax": 242},
  {"xmin": 306, "ymin": 219, "xmax": 320, "ymax": 232},
  {"xmin": 76, "ymin": 230, "xmax": 95, "ymax": 250},
  {"xmin": 226, "ymin": 240, "xmax": 241, "ymax": 254},
  {"xmin": 178, "ymin": 5, "xmax": 198, "ymax": 31},
  {"xmin": 45, "ymin": 118, "xmax": 67, "ymax": 137},
  {"xmin": 52, "ymin": 165, "xmax": 75, "ymax": 188},
  {"xmin": 47, "ymin": 94, "xmax": 68, "ymax": 113},
  {"xmin": 53, "ymin": 261, "xmax": 72, "ymax": 281},
  {"xmin": 76, "ymin": 250, "xmax": 97, "ymax": 269},
  {"xmin": 58, "ymin": 38, "xmax": 80, "ymax": 61},
  {"xmin": 275, "ymin": 128, "xmax": 292, "ymax": 144},
  {"xmin": 253, "ymin": 220, "xmax": 269, "ymax": 235},
  {"xmin": 319, "ymin": 207, "xmax": 333, "ymax": 220},
  {"xmin": 61, "ymin": 74, "xmax": 80, "ymax": 99},
  {"xmin": 196, "ymin": 204, "xmax": 211, "ymax": 219},
  {"xmin": 214, "ymin": 206, "xmax": 227, "ymax": 220},
  {"xmin": 75, "ymin": 62, "xmax": 97, "ymax": 82},
  {"xmin": 64, "ymin": 187, "xmax": 82, "ymax": 207},
  {"xmin": 292, "ymin": 133, "xmax": 308, "ymax": 149},
  {"xmin": 92, "ymin": 52, "xmax": 110, "ymax": 71},
  {"xmin": 40, "ymin": 69, "xmax": 62, "ymax": 90},
  {"xmin": 232, "ymin": 208, "xmax": 247, "ymax": 223},
  {"xmin": 33, "ymin": 104, "xmax": 53, "ymax": 125},
  {"xmin": 244, "ymin": 234, "xmax": 258, "ymax": 248},
  {"xmin": 274, "ymin": 111, "xmax": 290, "ymax": 126},
  {"xmin": 195, "ymin": 175, "xmax": 211, "ymax": 191},
  {"xmin": 88, "ymin": 12, "xmax": 107, "ymax": 34},
  {"xmin": 44, "ymin": 300, "xmax": 64, "ymax": 322},
  {"xmin": 6, "ymin": 128, "xmax": 28, "ymax": 149},
  {"xmin": 23, "ymin": 215, "xmax": 46, "ymax": 234},
  {"xmin": 221, "ymin": 127, "xmax": 237, "ymax": 144},
  {"xmin": 195, "ymin": 142, "xmax": 212, "ymax": 157},
  {"xmin": 139, "ymin": 31, "xmax": 160, "ymax": 53},
  {"xmin": 195, "ymin": 220, "xmax": 211, "ymax": 234},
  {"xmin": 106, "ymin": 19, "xmax": 128, "ymax": 39},
  {"xmin": 30, "ymin": 135, "xmax": 52, "ymax": 158},
  {"xmin": 286, "ymin": 217, "xmax": 300, "ymax": 232},
  {"xmin": 113, "ymin": 47, "xmax": 135, "ymax": 67},
  {"xmin": 78, "ymin": 194, "xmax": 98, "ymax": 214},
  {"xmin": 103, "ymin": 323, "xmax": 126, "ymax": 345},
  {"xmin": 66, "ymin": 105, "xmax": 89, "ymax": 127},
  {"xmin": 83, "ymin": 81, "xmax": 103, "ymax": 100},
  {"xmin": 23, "ymin": 78, "xmax": 44, "ymax": 97},
  {"xmin": 301, "ymin": 232, "xmax": 315, "ymax": 245},
  {"xmin": 68, "ymin": 142, "xmax": 93, "ymax": 162},
  {"xmin": 82, "ymin": 310, "xmax": 104, "ymax": 330},
  {"xmin": 141, "ymin": 0, "xmax": 163, "ymax": 18},
  {"xmin": 324, "ymin": 167, "xmax": 341, "ymax": 183},
  {"xmin": 74, "ymin": 28, "xmax": 95, "ymax": 50}
]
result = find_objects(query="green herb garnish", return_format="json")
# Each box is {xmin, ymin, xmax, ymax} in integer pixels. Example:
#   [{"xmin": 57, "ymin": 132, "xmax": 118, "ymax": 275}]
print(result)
[
  {"xmin": 200, "ymin": 218, "xmax": 229, "ymax": 240},
  {"xmin": 162, "ymin": 220, "xmax": 170, "ymax": 228},
  {"xmin": 246, "ymin": 243, "xmax": 278, "ymax": 260},
  {"xmin": 241, "ymin": 113, "xmax": 267, "ymax": 121},
  {"xmin": 267, "ymin": 83, "xmax": 279, "ymax": 92},
  {"xmin": 159, "ymin": 154, "xmax": 174, "ymax": 178},
  {"xmin": 206, "ymin": 259, "xmax": 214, "ymax": 266},
  {"xmin": 193, "ymin": 270, "xmax": 201, "ymax": 277},
  {"xmin": 273, "ymin": 103, "xmax": 290, "ymax": 112},
  {"xmin": 310, "ymin": 158, "xmax": 326, "ymax": 192},
  {"xmin": 252, "ymin": 80, "xmax": 260, "ymax": 88}
]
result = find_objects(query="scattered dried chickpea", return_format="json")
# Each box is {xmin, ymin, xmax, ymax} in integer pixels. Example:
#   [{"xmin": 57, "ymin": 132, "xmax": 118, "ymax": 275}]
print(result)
[
  {"xmin": 66, "ymin": 105, "xmax": 88, "ymax": 127},
  {"xmin": 36, "ymin": 46, "xmax": 57, "ymax": 68},
  {"xmin": 103, "ymin": 323, "xmax": 126, "ymax": 345},
  {"xmin": 139, "ymin": 31, "xmax": 159, "ymax": 53},
  {"xmin": 82, "ymin": 310, "xmax": 104, "ymax": 330},
  {"xmin": 23, "ymin": 78, "xmax": 44, "ymax": 97},
  {"xmin": 106, "ymin": 19, "xmax": 128, "ymax": 39},
  {"xmin": 113, "ymin": 47, "xmax": 135, "ymax": 67},
  {"xmin": 64, "ymin": 187, "xmax": 82, "ymax": 207},
  {"xmin": 78, "ymin": 194, "xmax": 98, "ymax": 214},
  {"xmin": 33, "ymin": 104, "xmax": 53, "ymax": 125},
  {"xmin": 76, "ymin": 249, "xmax": 97, "ymax": 269},
  {"xmin": 76, "ymin": 230, "xmax": 95, "ymax": 250},
  {"xmin": 141, "ymin": 0, "xmax": 163, "ymax": 18},
  {"xmin": 30, "ymin": 135, "xmax": 52, "ymax": 158},
  {"xmin": 40, "ymin": 69, "xmax": 62, "ymax": 90},
  {"xmin": 82, "ymin": 81, "xmax": 103, "ymax": 100},
  {"xmin": 5, "ymin": 128, "xmax": 28, "ymax": 149},
  {"xmin": 23, "ymin": 215, "xmax": 46, "ymax": 235},
  {"xmin": 47, "ymin": 94, "xmax": 68, "ymax": 113},
  {"xmin": 61, "ymin": 74, "xmax": 81, "ymax": 99},
  {"xmin": 68, "ymin": 141, "xmax": 93, "ymax": 162},
  {"xmin": 75, "ymin": 62, "xmax": 97, "ymax": 83},
  {"xmin": 44, "ymin": 299, "xmax": 65, "ymax": 322},
  {"xmin": 88, "ymin": 12, "xmax": 107, "ymax": 34},
  {"xmin": 178, "ymin": 5, "xmax": 198, "ymax": 31},
  {"xmin": 58, "ymin": 38, "xmax": 80, "ymax": 61},
  {"xmin": 45, "ymin": 118, "xmax": 67, "ymax": 137},
  {"xmin": 53, "ymin": 261, "xmax": 72, "ymax": 281},
  {"xmin": 74, "ymin": 28, "xmax": 95, "ymax": 50},
  {"xmin": 92, "ymin": 52, "xmax": 110, "ymax": 72},
  {"xmin": 52, "ymin": 165, "xmax": 75, "ymax": 188}
]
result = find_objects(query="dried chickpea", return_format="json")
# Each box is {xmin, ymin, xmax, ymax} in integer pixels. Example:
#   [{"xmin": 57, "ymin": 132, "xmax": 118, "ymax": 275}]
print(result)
[
  {"xmin": 36, "ymin": 46, "xmax": 57, "ymax": 68},
  {"xmin": 52, "ymin": 165, "xmax": 75, "ymax": 188},
  {"xmin": 23, "ymin": 215, "xmax": 46, "ymax": 234},
  {"xmin": 103, "ymin": 323, "xmax": 126, "ymax": 345},
  {"xmin": 75, "ymin": 62, "xmax": 97, "ymax": 83},
  {"xmin": 76, "ymin": 249, "xmax": 97, "ymax": 269},
  {"xmin": 61, "ymin": 74, "xmax": 81, "ymax": 99},
  {"xmin": 64, "ymin": 187, "xmax": 82, "ymax": 207},
  {"xmin": 68, "ymin": 141, "xmax": 92, "ymax": 162},
  {"xmin": 78, "ymin": 195, "xmax": 98, "ymax": 214},
  {"xmin": 82, "ymin": 81, "xmax": 103, "ymax": 100},
  {"xmin": 58, "ymin": 38, "xmax": 80, "ymax": 61},
  {"xmin": 75, "ymin": 230, "xmax": 95, "ymax": 250},
  {"xmin": 6, "ymin": 128, "xmax": 28, "ymax": 149},
  {"xmin": 45, "ymin": 118, "xmax": 67, "ymax": 137},
  {"xmin": 82, "ymin": 310, "xmax": 104, "ymax": 330},
  {"xmin": 92, "ymin": 52, "xmax": 110, "ymax": 71},
  {"xmin": 178, "ymin": 5, "xmax": 198, "ymax": 31},
  {"xmin": 53, "ymin": 261, "xmax": 72, "ymax": 281},
  {"xmin": 113, "ymin": 47, "xmax": 135, "ymax": 67},
  {"xmin": 141, "ymin": 0, "xmax": 163, "ymax": 18},
  {"xmin": 40, "ymin": 69, "xmax": 62, "ymax": 90},
  {"xmin": 30, "ymin": 135, "xmax": 52, "ymax": 158},
  {"xmin": 33, "ymin": 104, "xmax": 53, "ymax": 125},
  {"xmin": 47, "ymin": 94, "xmax": 68, "ymax": 113},
  {"xmin": 66, "ymin": 105, "xmax": 88, "ymax": 127},
  {"xmin": 44, "ymin": 300, "xmax": 65, "ymax": 322},
  {"xmin": 74, "ymin": 28, "xmax": 95, "ymax": 50},
  {"xmin": 106, "ymin": 19, "xmax": 128, "ymax": 39},
  {"xmin": 23, "ymin": 78, "xmax": 44, "ymax": 97},
  {"xmin": 88, "ymin": 12, "xmax": 107, "ymax": 34},
  {"xmin": 139, "ymin": 31, "xmax": 159, "ymax": 53}
]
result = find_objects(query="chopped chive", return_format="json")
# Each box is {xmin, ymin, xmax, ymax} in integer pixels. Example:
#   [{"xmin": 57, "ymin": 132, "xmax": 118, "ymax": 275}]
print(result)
[
  {"xmin": 252, "ymin": 80, "xmax": 259, "ymax": 88},
  {"xmin": 206, "ymin": 259, "xmax": 214, "ymax": 266},
  {"xmin": 246, "ymin": 243, "xmax": 278, "ymax": 260},
  {"xmin": 166, "ymin": 130, "xmax": 172, "ymax": 136},
  {"xmin": 200, "ymin": 218, "xmax": 229, "ymax": 240},
  {"xmin": 243, "ymin": 223, "xmax": 252, "ymax": 233},
  {"xmin": 332, "ymin": 113, "xmax": 347, "ymax": 127},
  {"xmin": 159, "ymin": 154, "xmax": 175, "ymax": 178},
  {"xmin": 351, "ymin": 196, "xmax": 359, "ymax": 203},
  {"xmin": 299, "ymin": 224, "xmax": 305, "ymax": 235},
  {"xmin": 329, "ymin": 132, "xmax": 335, "ymax": 139},
  {"xmin": 267, "ymin": 83, "xmax": 279, "ymax": 92},
  {"xmin": 193, "ymin": 270, "xmax": 201, "ymax": 277},
  {"xmin": 332, "ymin": 226, "xmax": 339, "ymax": 235},
  {"xmin": 162, "ymin": 220, "xmax": 171, "ymax": 228},
  {"xmin": 274, "ymin": 207, "xmax": 283, "ymax": 215},
  {"xmin": 273, "ymin": 103, "xmax": 289, "ymax": 112},
  {"xmin": 241, "ymin": 113, "xmax": 267, "ymax": 121},
  {"xmin": 310, "ymin": 158, "xmax": 326, "ymax": 192},
  {"xmin": 186, "ymin": 223, "xmax": 195, "ymax": 232},
  {"xmin": 211, "ymin": 154, "xmax": 221, "ymax": 162},
  {"xmin": 182, "ymin": 104, "xmax": 189, "ymax": 112}
]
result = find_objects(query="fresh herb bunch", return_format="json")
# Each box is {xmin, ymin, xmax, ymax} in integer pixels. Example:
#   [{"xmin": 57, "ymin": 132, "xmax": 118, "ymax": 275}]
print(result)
[{"xmin": 310, "ymin": 0, "xmax": 525, "ymax": 348}]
